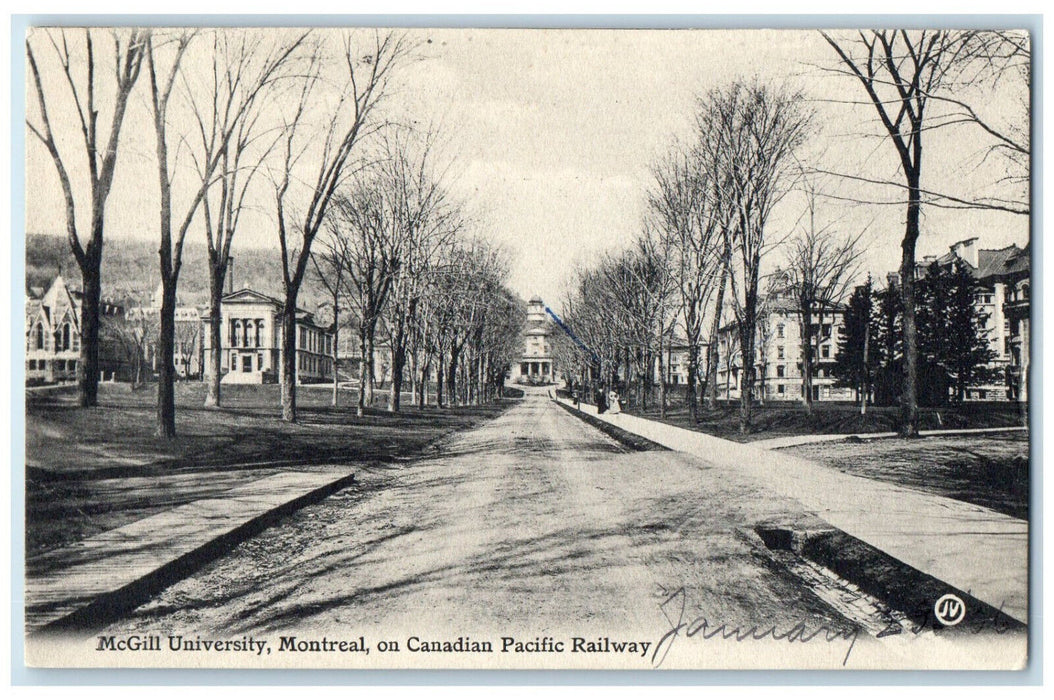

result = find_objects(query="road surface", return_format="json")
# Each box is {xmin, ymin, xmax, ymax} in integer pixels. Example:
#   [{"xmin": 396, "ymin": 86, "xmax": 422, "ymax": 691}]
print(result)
[{"xmin": 94, "ymin": 389, "xmax": 998, "ymax": 669}]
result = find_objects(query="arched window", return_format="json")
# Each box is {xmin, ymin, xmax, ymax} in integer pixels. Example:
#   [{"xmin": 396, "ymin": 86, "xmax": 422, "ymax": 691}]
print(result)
[
  {"xmin": 255, "ymin": 320, "xmax": 262, "ymax": 348},
  {"xmin": 62, "ymin": 323, "xmax": 71, "ymax": 351},
  {"xmin": 233, "ymin": 320, "xmax": 242, "ymax": 347},
  {"xmin": 35, "ymin": 323, "xmax": 44, "ymax": 350},
  {"xmin": 1022, "ymin": 284, "xmax": 1030, "ymax": 301}
]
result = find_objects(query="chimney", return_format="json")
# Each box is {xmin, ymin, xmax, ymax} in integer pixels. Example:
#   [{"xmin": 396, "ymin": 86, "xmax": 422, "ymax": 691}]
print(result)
[
  {"xmin": 950, "ymin": 237, "xmax": 979, "ymax": 268},
  {"xmin": 226, "ymin": 257, "xmax": 235, "ymax": 294}
]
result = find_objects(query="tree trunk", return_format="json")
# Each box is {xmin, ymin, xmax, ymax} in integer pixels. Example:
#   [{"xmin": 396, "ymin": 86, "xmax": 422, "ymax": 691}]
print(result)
[
  {"xmin": 447, "ymin": 345, "xmax": 459, "ymax": 407},
  {"xmin": 900, "ymin": 178, "xmax": 921, "ymax": 437},
  {"xmin": 420, "ymin": 356, "xmax": 431, "ymax": 409},
  {"xmin": 389, "ymin": 318, "xmax": 406, "ymax": 412},
  {"xmin": 801, "ymin": 303, "xmax": 814, "ymax": 414},
  {"xmin": 686, "ymin": 345, "xmax": 698, "ymax": 420},
  {"xmin": 738, "ymin": 301, "xmax": 756, "ymax": 434},
  {"xmin": 331, "ymin": 324, "xmax": 340, "ymax": 408},
  {"xmin": 705, "ymin": 265, "xmax": 728, "ymax": 409},
  {"xmin": 364, "ymin": 334, "xmax": 375, "ymax": 408},
  {"xmin": 156, "ymin": 280, "xmax": 177, "ymax": 438},
  {"xmin": 356, "ymin": 325, "xmax": 369, "ymax": 418},
  {"xmin": 860, "ymin": 312, "xmax": 870, "ymax": 416},
  {"xmin": 436, "ymin": 351, "xmax": 445, "ymax": 408},
  {"xmin": 658, "ymin": 337, "xmax": 667, "ymax": 419},
  {"xmin": 77, "ymin": 251, "xmax": 103, "ymax": 407},
  {"xmin": 281, "ymin": 301, "xmax": 298, "ymax": 422},
  {"xmin": 204, "ymin": 272, "xmax": 224, "ymax": 408}
]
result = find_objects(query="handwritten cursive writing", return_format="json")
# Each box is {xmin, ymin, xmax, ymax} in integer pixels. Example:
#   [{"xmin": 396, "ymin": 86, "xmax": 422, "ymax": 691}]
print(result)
[{"xmin": 651, "ymin": 587, "xmax": 860, "ymax": 668}]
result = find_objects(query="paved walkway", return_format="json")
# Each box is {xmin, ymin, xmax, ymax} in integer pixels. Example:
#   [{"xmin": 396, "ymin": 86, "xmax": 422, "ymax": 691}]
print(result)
[
  {"xmin": 557, "ymin": 398, "xmax": 1029, "ymax": 624},
  {"xmin": 751, "ymin": 425, "xmax": 1029, "ymax": 450},
  {"xmin": 26, "ymin": 468, "xmax": 357, "ymax": 633}
]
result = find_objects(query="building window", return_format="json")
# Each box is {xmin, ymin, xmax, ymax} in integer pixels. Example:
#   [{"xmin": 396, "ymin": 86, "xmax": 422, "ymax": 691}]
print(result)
[
  {"xmin": 233, "ymin": 320, "xmax": 242, "ymax": 347},
  {"xmin": 777, "ymin": 346, "xmax": 784, "ymax": 360},
  {"xmin": 777, "ymin": 384, "xmax": 785, "ymax": 395},
  {"xmin": 821, "ymin": 345, "xmax": 830, "ymax": 359},
  {"xmin": 61, "ymin": 323, "xmax": 71, "ymax": 351},
  {"xmin": 777, "ymin": 324, "xmax": 784, "ymax": 338},
  {"xmin": 776, "ymin": 365, "xmax": 785, "ymax": 378},
  {"xmin": 35, "ymin": 323, "xmax": 44, "ymax": 350}
]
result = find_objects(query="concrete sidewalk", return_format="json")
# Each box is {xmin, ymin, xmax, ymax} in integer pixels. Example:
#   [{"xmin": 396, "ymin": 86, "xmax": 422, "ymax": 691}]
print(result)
[
  {"xmin": 557, "ymin": 397, "xmax": 1028, "ymax": 624},
  {"xmin": 26, "ymin": 467, "xmax": 357, "ymax": 634},
  {"xmin": 751, "ymin": 425, "xmax": 1029, "ymax": 450}
]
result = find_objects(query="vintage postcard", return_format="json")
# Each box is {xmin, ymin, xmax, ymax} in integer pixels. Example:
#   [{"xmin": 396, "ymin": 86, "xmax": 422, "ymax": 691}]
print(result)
[{"xmin": 21, "ymin": 25, "xmax": 1031, "ymax": 671}]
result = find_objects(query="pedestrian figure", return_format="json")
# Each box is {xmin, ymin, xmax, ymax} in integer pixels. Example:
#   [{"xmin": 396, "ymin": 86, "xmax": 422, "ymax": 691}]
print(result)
[
  {"xmin": 596, "ymin": 388, "xmax": 607, "ymax": 414},
  {"xmin": 608, "ymin": 389, "xmax": 622, "ymax": 415}
]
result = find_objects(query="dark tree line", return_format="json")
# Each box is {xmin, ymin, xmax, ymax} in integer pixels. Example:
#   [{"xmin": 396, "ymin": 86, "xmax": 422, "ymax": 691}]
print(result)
[{"xmin": 833, "ymin": 262, "xmax": 997, "ymax": 408}]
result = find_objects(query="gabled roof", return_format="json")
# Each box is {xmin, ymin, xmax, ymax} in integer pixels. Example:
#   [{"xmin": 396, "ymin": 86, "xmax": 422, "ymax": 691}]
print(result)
[
  {"xmin": 936, "ymin": 243, "xmax": 1030, "ymax": 281},
  {"xmin": 221, "ymin": 287, "xmax": 283, "ymax": 306},
  {"xmin": 978, "ymin": 244, "xmax": 1029, "ymax": 279},
  {"xmin": 221, "ymin": 287, "xmax": 325, "ymax": 327}
]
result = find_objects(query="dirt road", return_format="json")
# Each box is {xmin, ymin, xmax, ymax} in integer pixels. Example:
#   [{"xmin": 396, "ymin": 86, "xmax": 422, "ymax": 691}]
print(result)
[{"xmin": 96, "ymin": 390, "xmax": 882, "ymax": 668}]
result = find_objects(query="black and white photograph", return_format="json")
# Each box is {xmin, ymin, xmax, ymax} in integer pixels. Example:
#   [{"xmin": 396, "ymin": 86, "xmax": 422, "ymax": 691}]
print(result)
[{"xmin": 19, "ymin": 22, "xmax": 1032, "ymax": 671}]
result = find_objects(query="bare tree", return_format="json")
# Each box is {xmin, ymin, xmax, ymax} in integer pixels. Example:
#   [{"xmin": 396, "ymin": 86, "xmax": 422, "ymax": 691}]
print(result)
[
  {"xmin": 26, "ymin": 28, "xmax": 147, "ymax": 407},
  {"xmin": 310, "ymin": 223, "xmax": 354, "ymax": 406},
  {"xmin": 334, "ymin": 170, "xmax": 403, "ymax": 417},
  {"xmin": 199, "ymin": 29, "xmax": 307, "ymax": 408},
  {"xmin": 822, "ymin": 30, "xmax": 968, "ymax": 436},
  {"xmin": 648, "ymin": 146, "xmax": 724, "ymax": 420},
  {"xmin": 700, "ymin": 80, "xmax": 811, "ymax": 433},
  {"xmin": 272, "ymin": 30, "xmax": 412, "ymax": 422},
  {"xmin": 101, "ymin": 310, "xmax": 157, "ymax": 387},
  {"xmin": 378, "ymin": 128, "xmax": 461, "ymax": 412},
  {"xmin": 783, "ymin": 187, "xmax": 863, "ymax": 413}
]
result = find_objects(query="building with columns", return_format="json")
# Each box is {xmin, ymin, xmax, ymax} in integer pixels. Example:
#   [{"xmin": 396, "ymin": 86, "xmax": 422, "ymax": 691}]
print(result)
[
  {"xmin": 511, "ymin": 296, "xmax": 556, "ymax": 384},
  {"xmin": 201, "ymin": 287, "xmax": 334, "ymax": 384}
]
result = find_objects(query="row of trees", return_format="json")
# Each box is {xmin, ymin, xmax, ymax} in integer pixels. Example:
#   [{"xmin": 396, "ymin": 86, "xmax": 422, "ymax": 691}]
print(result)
[
  {"xmin": 28, "ymin": 27, "xmax": 521, "ymax": 436},
  {"xmin": 834, "ymin": 263, "xmax": 997, "ymax": 410},
  {"xmin": 557, "ymin": 79, "xmax": 817, "ymax": 433},
  {"xmin": 309, "ymin": 132, "xmax": 523, "ymax": 417},
  {"xmin": 557, "ymin": 29, "xmax": 1028, "ymax": 436}
]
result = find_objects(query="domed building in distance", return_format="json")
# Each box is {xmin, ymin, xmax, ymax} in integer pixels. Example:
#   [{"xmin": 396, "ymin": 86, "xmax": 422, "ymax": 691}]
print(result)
[{"xmin": 511, "ymin": 296, "xmax": 556, "ymax": 385}]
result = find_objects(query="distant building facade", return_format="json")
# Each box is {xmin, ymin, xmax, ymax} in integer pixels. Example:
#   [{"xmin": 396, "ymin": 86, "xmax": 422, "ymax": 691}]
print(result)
[
  {"xmin": 512, "ymin": 297, "xmax": 556, "ymax": 384},
  {"xmin": 25, "ymin": 274, "xmax": 125, "ymax": 384},
  {"xmin": 201, "ymin": 287, "xmax": 334, "ymax": 384},
  {"xmin": 715, "ymin": 270, "xmax": 852, "ymax": 402},
  {"xmin": 925, "ymin": 237, "xmax": 1031, "ymax": 401},
  {"xmin": 127, "ymin": 283, "xmax": 205, "ymax": 379}
]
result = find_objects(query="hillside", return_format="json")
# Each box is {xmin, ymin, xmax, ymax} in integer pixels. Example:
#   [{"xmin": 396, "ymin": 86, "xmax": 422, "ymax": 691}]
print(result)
[{"xmin": 25, "ymin": 233, "xmax": 329, "ymax": 309}]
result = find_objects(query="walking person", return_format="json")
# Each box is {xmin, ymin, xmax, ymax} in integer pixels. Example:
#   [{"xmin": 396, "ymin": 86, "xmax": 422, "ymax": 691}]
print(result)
[{"xmin": 608, "ymin": 388, "xmax": 621, "ymax": 415}]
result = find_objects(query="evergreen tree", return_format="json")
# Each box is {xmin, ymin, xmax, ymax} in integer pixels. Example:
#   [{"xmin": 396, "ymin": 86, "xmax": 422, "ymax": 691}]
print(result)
[
  {"xmin": 943, "ymin": 261, "xmax": 998, "ymax": 401},
  {"xmin": 833, "ymin": 278, "xmax": 877, "ymax": 404},
  {"xmin": 871, "ymin": 283, "xmax": 902, "ymax": 406},
  {"xmin": 915, "ymin": 262, "xmax": 953, "ymax": 405}
]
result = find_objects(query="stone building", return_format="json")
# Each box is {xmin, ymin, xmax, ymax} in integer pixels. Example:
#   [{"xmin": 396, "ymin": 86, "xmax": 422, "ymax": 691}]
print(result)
[
  {"xmin": 25, "ymin": 274, "xmax": 125, "ymax": 384},
  {"xmin": 715, "ymin": 271, "xmax": 852, "ymax": 403},
  {"xmin": 925, "ymin": 237, "xmax": 1031, "ymax": 400},
  {"xmin": 201, "ymin": 287, "xmax": 334, "ymax": 384},
  {"xmin": 511, "ymin": 296, "xmax": 556, "ymax": 384}
]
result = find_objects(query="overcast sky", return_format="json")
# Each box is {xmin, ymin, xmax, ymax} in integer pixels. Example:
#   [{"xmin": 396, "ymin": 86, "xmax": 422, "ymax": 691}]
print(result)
[{"xmin": 25, "ymin": 27, "xmax": 1030, "ymax": 306}]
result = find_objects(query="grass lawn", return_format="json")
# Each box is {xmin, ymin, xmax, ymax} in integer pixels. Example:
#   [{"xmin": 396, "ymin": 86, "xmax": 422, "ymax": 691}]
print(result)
[
  {"xmin": 625, "ymin": 399, "xmax": 1027, "ymax": 443},
  {"xmin": 784, "ymin": 433, "xmax": 1030, "ymax": 520},
  {"xmin": 25, "ymin": 382, "xmax": 512, "ymax": 558}
]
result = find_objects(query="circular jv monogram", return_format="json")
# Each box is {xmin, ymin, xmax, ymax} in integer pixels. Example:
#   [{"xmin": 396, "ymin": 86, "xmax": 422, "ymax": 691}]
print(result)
[{"xmin": 934, "ymin": 594, "xmax": 967, "ymax": 626}]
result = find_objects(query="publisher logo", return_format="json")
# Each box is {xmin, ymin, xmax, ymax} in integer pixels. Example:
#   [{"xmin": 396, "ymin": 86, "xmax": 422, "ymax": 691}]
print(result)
[{"xmin": 934, "ymin": 594, "xmax": 966, "ymax": 626}]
